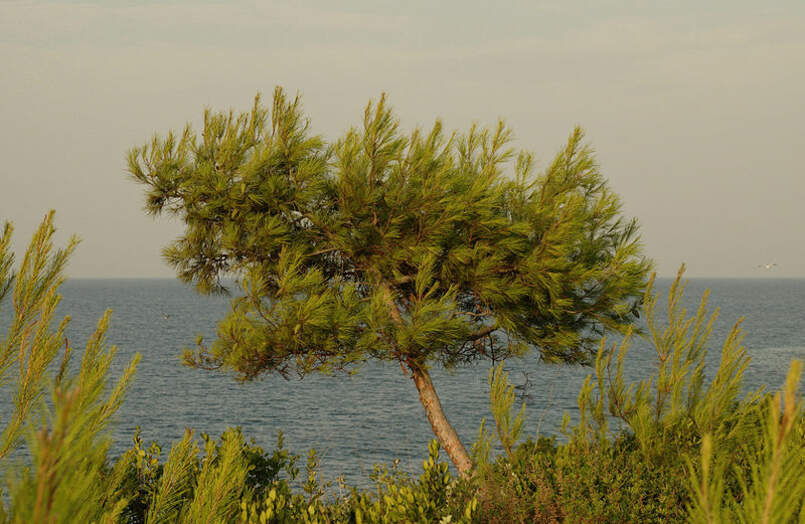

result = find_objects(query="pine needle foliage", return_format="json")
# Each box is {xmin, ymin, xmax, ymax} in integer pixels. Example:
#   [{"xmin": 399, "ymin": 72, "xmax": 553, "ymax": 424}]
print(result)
[
  {"xmin": 488, "ymin": 364, "xmax": 526, "ymax": 460},
  {"xmin": 182, "ymin": 429, "xmax": 250, "ymax": 523},
  {"xmin": 127, "ymin": 87, "xmax": 650, "ymax": 472},
  {"xmin": 467, "ymin": 267, "xmax": 804, "ymax": 522},
  {"xmin": 0, "ymin": 211, "xmax": 79, "ymax": 461},
  {"xmin": 128, "ymin": 88, "xmax": 649, "ymax": 377},
  {"xmin": 145, "ymin": 430, "xmax": 199, "ymax": 524},
  {"xmin": 688, "ymin": 361, "xmax": 804, "ymax": 523},
  {"xmin": 572, "ymin": 265, "xmax": 762, "ymax": 462},
  {"xmin": 0, "ymin": 212, "xmax": 140, "ymax": 522}
]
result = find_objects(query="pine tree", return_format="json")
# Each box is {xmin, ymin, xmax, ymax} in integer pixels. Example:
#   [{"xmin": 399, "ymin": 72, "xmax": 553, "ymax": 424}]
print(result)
[{"xmin": 127, "ymin": 87, "xmax": 651, "ymax": 476}]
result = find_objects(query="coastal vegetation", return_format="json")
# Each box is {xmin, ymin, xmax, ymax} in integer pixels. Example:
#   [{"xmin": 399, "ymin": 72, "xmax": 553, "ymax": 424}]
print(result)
[
  {"xmin": 126, "ymin": 88, "xmax": 650, "ymax": 476},
  {"xmin": 1, "ymin": 210, "xmax": 802, "ymax": 521},
  {"xmin": 3, "ymin": 94, "xmax": 803, "ymax": 519}
]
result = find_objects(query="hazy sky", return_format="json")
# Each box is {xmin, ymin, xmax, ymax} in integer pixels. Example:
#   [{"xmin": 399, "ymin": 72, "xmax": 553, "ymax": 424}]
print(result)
[{"xmin": 1, "ymin": 1, "xmax": 803, "ymax": 278}]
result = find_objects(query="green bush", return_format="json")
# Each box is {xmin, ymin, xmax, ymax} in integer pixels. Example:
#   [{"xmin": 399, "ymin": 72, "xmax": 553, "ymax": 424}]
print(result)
[
  {"xmin": 116, "ymin": 431, "xmax": 475, "ymax": 523},
  {"xmin": 467, "ymin": 268, "xmax": 804, "ymax": 523},
  {"xmin": 470, "ymin": 433, "xmax": 689, "ymax": 523}
]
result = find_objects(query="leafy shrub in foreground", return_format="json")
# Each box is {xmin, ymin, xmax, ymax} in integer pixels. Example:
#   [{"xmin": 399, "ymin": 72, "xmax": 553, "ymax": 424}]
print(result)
[
  {"xmin": 117, "ymin": 431, "xmax": 475, "ymax": 523},
  {"xmin": 115, "ymin": 428, "xmax": 300, "ymax": 523},
  {"xmin": 0, "ymin": 212, "xmax": 140, "ymax": 523},
  {"xmin": 470, "ymin": 433, "xmax": 689, "ymax": 523}
]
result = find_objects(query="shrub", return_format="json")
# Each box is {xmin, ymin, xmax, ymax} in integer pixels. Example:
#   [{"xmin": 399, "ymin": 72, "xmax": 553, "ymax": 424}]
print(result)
[{"xmin": 468, "ymin": 268, "xmax": 804, "ymax": 523}]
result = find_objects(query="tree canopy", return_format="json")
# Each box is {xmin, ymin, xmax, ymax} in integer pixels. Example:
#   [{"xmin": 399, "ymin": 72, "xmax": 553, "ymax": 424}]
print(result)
[{"xmin": 127, "ymin": 87, "xmax": 651, "ymax": 475}]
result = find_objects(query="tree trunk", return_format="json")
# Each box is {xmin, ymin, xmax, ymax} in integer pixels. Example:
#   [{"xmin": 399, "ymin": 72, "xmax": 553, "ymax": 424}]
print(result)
[{"xmin": 408, "ymin": 363, "xmax": 473, "ymax": 478}]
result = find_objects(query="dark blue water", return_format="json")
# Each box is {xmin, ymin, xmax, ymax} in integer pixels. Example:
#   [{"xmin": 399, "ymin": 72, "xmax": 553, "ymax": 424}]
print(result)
[{"xmin": 2, "ymin": 278, "xmax": 803, "ymax": 486}]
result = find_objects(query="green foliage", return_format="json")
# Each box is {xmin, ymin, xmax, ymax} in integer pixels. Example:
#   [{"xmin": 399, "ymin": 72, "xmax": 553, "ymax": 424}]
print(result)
[
  {"xmin": 144, "ymin": 430, "xmax": 199, "ymax": 523},
  {"xmin": 184, "ymin": 429, "xmax": 251, "ymax": 523},
  {"xmin": 470, "ymin": 362, "xmax": 527, "ymax": 481},
  {"xmin": 688, "ymin": 361, "xmax": 804, "ymax": 523},
  {"xmin": 469, "ymin": 434, "xmax": 689, "ymax": 523},
  {"xmin": 237, "ymin": 440, "xmax": 476, "ymax": 524},
  {"xmin": 115, "ymin": 429, "xmax": 477, "ymax": 524},
  {"xmin": 127, "ymin": 86, "xmax": 650, "ymax": 381},
  {"xmin": 127, "ymin": 86, "xmax": 650, "ymax": 474},
  {"xmin": 0, "ymin": 211, "xmax": 79, "ymax": 461},
  {"xmin": 0, "ymin": 212, "xmax": 140, "ymax": 522},
  {"xmin": 488, "ymin": 364, "xmax": 526, "ymax": 459},
  {"xmin": 116, "ymin": 428, "xmax": 299, "ymax": 524},
  {"xmin": 569, "ymin": 265, "xmax": 764, "ymax": 472},
  {"xmin": 467, "ymin": 268, "xmax": 804, "ymax": 523},
  {"xmin": 0, "ymin": 212, "xmax": 802, "ymax": 522}
]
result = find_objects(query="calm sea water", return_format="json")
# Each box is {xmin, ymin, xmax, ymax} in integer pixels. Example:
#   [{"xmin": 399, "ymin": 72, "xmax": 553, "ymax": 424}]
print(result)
[{"xmin": 2, "ymin": 278, "xmax": 803, "ymax": 486}]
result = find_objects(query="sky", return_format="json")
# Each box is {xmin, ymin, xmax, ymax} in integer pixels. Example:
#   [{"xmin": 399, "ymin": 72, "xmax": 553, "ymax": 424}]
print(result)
[{"xmin": 1, "ymin": 0, "xmax": 803, "ymax": 279}]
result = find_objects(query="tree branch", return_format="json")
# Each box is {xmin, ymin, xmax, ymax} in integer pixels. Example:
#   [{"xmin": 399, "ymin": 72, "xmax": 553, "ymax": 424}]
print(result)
[{"xmin": 467, "ymin": 324, "xmax": 497, "ymax": 341}]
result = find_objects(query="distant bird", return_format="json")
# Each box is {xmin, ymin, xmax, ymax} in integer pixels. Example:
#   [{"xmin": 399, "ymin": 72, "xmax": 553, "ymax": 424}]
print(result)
[
  {"xmin": 757, "ymin": 263, "xmax": 777, "ymax": 271},
  {"xmin": 162, "ymin": 313, "xmax": 171, "ymax": 320}
]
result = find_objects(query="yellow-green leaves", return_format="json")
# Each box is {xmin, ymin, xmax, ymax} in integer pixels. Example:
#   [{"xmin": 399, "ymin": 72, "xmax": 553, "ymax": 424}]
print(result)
[
  {"xmin": 574, "ymin": 267, "xmax": 761, "ymax": 462},
  {"xmin": 488, "ymin": 364, "xmax": 526, "ymax": 459},
  {"xmin": 0, "ymin": 212, "xmax": 140, "ymax": 523},
  {"xmin": 688, "ymin": 361, "xmax": 804, "ymax": 523},
  {"xmin": 0, "ymin": 212, "xmax": 78, "ymax": 461},
  {"xmin": 183, "ymin": 430, "xmax": 251, "ymax": 523}
]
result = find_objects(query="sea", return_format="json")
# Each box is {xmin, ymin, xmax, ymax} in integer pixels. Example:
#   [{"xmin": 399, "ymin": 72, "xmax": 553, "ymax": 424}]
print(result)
[{"xmin": 1, "ymin": 278, "xmax": 803, "ymax": 487}]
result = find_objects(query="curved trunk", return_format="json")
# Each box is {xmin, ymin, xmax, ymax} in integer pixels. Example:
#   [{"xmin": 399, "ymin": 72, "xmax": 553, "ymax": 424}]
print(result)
[{"xmin": 408, "ymin": 364, "xmax": 473, "ymax": 478}]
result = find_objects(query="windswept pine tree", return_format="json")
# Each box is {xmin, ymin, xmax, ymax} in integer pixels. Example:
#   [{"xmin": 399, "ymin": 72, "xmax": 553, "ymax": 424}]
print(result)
[{"xmin": 127, "ymin": 87, "xmax": 651, "ymax": 476}]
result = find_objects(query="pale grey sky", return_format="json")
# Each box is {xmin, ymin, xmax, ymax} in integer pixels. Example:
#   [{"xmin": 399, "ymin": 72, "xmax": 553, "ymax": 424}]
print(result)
[{"xmin": 1, "ymin": 0, "xmax": 803, "ymax": 278}]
